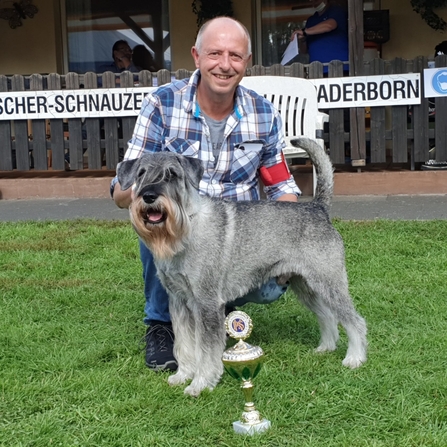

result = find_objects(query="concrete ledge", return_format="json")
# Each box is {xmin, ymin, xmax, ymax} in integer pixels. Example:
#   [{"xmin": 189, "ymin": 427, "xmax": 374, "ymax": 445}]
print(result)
[
  {"xmin": 0, "ymin": 177, "xmax": 113, "ymax": 200},
  {"xmin": 0, "ymin": 170, "xmax": 446, "ymax": 199}
]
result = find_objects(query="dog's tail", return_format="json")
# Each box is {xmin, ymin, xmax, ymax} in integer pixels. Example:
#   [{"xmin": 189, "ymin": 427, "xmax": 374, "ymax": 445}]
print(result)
[{"xmin": 290, "ymin": 137, "xmax": 334, "ymax": 209}]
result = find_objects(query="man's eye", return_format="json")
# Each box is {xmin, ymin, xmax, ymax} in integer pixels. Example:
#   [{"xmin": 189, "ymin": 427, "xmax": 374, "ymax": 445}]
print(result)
[{"xmin": 230, "ymin": 54, "xmax": 243, "ymax": 62}]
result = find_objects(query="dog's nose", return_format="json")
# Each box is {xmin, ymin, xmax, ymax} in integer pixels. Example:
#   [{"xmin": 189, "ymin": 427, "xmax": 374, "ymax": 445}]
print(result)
[{"xmin": 142, "ymin": 191, "xmax": 158, "ymax": 204}]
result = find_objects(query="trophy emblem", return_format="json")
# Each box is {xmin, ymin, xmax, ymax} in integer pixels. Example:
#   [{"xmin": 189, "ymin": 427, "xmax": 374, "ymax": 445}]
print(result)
[{"xmin": 222, "ymin": 311, "xmax": 271, "ymax": 435}]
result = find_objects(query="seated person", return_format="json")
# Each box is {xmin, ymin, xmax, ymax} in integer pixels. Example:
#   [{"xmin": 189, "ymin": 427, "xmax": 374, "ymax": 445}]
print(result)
[
  {"xmin": 132, "ymin": 45, "xmax": 160, "ymax": 72},
  {"xmin": 100, "ymin": 40, "xmax": 142, "ymax": 73}
]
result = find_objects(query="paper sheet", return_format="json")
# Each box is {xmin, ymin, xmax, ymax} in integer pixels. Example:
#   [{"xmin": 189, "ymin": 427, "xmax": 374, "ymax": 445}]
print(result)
[{"xmin": 280, "ymin": 34, "xmax": 299, "ymax": 65}]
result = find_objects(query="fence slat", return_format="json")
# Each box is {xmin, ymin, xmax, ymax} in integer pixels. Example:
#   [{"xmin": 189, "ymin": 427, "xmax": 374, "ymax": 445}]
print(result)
[
  {"xmin": 102, "ymin": 72, "xmax": 120, "ymax": 169},
  {"xmin": 48, "ymin": 74, "xmax": 66, "ymax": 170},
  {"xmin": 288, "ymin": 62, "xmax": 306, "ymax": 78},
  {"xmin": 65, "ymin": 73, "xmax": 84, "ymax": 170},
  {"xmin": 367, "ymin": 58, "xmax": 386, "ymax": 163},
  {"xmin": 248, "ymin": 65, "xmax": 267, "ymax": 76},
  {"xmin": 389, "ymin": 58, "xmax": 409, "ymax": 163},
  {"xmin": 120, "ymin": 71, "xmax": 137, "ymax": 159},
  {"xmin": 11, "ymin": 75, "xmax": 30, "ymax": 171},
  {"xmin": 0, "ymin": 75, "xmax": 13, "ymax": 171},
  {"xmin": 327, "ymin": 60, "xmax": 346, "ymax": 164},
  {"xmin": 30, "ymin": 74, "xmax": 48, "ymax": 170},
  {"xmin": 84, "ymin": 72, "xmax": 102, "ymax": 169}
]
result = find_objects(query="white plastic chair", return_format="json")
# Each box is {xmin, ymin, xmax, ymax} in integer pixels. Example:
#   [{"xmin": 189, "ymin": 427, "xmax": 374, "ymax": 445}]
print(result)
[{"xmin": 240, "ymin": 76, "xmax": 328, "ymax": 194}]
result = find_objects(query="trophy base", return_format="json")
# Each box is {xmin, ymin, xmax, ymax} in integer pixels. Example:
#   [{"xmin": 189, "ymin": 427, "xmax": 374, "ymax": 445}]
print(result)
[{"xmin": 233, "ymin": 419, "xmax": 271, "ymax": 435}]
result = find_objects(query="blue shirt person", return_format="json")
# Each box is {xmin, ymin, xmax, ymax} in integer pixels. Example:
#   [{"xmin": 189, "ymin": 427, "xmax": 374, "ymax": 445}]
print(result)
[{"xmin": 292, "ymin": 0, "xmax": 349, "ymax": 74}]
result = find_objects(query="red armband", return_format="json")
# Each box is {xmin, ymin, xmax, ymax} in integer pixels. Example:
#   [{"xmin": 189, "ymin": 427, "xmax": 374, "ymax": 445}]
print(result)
[{"xmin": 259, "ymin": 157, "xmax": 291, "ymax": 186}]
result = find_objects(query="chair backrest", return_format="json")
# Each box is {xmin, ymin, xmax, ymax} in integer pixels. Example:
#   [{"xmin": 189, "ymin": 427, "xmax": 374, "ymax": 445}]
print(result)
[{"xmin": 239, "ymin": 76, "xmax": 321, "ymax": 157}]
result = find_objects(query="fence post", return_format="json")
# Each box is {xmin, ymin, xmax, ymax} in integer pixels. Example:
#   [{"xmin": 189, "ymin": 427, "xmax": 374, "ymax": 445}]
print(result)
[
  {"xmin": 434, "ymin": 54, "xmax": 447, "ymax": 162},
  {"xmin": 412, "ymin": 56, "xmax": 430, "ymax": 164}
]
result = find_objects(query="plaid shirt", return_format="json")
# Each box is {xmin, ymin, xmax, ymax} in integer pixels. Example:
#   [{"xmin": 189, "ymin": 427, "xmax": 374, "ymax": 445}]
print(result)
[{"xmin": 113, "ymin": 70, "xmax": 300, "ymax": 201}]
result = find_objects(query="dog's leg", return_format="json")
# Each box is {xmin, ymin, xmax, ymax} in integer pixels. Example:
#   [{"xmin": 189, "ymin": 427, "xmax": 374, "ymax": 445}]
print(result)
[
  {"xmin": 290, "ymin": 278, "xmax": 339, "ymax": 352},
  {"xmin": 168, "ymin": 299, "xmax": 196, "ymax": 386},
  {"xmin": 337, "ymin": 306, "xmax": 367, "ymax": 369},
  {"xmin": 290, "ymin": 277, "xmax": 367, "ymax": 368},
  {"xmin": 183, "ymin": 303, "xmax": 226, "ymax": 397}
]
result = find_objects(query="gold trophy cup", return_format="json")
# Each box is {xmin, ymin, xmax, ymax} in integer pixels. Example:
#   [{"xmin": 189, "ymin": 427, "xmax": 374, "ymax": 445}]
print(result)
[{"xmin": 222, "ymin": 311, "xmax": 271, "ymax": 435}]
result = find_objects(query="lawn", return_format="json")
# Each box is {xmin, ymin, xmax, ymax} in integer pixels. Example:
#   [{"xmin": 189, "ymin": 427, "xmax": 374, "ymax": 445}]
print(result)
[{"xmin": 1, "ymin": 219, "xmax": 447, "ymax": 446}]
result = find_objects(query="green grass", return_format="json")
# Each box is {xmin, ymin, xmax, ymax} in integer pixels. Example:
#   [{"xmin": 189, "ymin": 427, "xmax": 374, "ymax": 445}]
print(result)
[{"xmin": 1, "ymin": 219, "xmax": 447, "ymax": 446}]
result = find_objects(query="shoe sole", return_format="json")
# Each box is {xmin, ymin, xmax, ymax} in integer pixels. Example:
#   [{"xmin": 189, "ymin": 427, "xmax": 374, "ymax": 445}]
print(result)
[{"xmin": 146, "ymin": 360, "xmax": 178, "ymax": 372}]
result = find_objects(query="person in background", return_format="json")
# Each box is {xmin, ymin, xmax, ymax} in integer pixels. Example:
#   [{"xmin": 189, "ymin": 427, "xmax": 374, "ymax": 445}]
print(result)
[
  {"xmin": 132, "ymin": 45, "xmax": 160, "ymax": 72},
  {"xmin": 291, "ymin": 0, "xmax": 348, "ymax": 75},
  {"xmin": 111, "ymin": 17, "xmax": 301, "ymax": 372},
  {"xmin": 109, "ymin": 40, "xmax": 142, "ymax": 73}
]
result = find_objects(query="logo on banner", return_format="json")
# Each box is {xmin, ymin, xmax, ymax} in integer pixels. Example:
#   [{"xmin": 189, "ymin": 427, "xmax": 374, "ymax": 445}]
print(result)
[{"xmin": 431, "ymin": 70, "xmax": 447, "ymax": 94}]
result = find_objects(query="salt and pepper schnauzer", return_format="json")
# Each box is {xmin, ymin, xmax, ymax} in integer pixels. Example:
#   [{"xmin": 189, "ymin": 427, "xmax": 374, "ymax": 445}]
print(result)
[{"xmin": 117, "ymin": 137, "xmax": 367, "ymax": 397}]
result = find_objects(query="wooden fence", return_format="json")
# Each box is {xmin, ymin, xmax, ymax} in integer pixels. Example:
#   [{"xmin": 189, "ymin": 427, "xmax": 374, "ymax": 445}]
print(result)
[{"xmin": 1, "ymin": 56, "xmax": 446, "ymax": 173}]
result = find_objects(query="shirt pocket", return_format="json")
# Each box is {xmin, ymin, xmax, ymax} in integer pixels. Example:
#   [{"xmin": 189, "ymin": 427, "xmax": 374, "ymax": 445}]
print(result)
[
  {"xmin": 164, "ymin": 138, "xmax": 200, "ymax": 157},
  {"xmin": 230, "ymin": 142, "xmax": 264, "ymax": 183}
]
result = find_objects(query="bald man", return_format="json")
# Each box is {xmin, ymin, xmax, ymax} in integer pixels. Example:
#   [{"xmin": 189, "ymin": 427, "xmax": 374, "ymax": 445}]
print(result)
[{"xmin": 111, "ymin": 17, "xmax": 301, "ymax": 372}]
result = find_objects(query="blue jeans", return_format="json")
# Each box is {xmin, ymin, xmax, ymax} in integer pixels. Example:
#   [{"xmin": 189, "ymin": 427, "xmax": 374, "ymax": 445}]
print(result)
[{"xmin": 139, "ymin": 241, "xmax": 288, "ymax": 325}]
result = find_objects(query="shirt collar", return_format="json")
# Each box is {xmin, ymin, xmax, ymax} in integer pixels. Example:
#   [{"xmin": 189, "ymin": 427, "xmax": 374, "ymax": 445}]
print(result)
[{"xmin": 184, "ymin": 69, "xmax": 245, "ymax": 120}]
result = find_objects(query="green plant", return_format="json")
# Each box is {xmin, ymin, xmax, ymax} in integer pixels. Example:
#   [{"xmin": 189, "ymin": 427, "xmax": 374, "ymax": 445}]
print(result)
[
  {"xmin": 411, "ymin": 0, "xmax": 447, "ymax": 31},
  {"xmin": 191, "ymin": 0, "xmax": 233, "ymax": 29}
]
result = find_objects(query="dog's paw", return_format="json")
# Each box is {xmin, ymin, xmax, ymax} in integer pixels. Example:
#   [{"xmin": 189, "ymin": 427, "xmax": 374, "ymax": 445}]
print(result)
[
  {"xmin": 342, "ymin": 354, "xmax": 366, "ymax": 369},
  {"xmin": 315, "ymin": 342, "xmax": 337, "ymax": 353},
  {"xmin": 184, "ymin": 377, "xmax": 215, "ymax": 397},
  {"xmin": 168, "ymin": 371, "xmax": 190, "ymax": 386}
]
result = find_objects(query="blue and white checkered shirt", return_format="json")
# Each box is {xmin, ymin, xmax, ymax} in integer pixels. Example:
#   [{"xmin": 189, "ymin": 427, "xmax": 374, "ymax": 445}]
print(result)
[{"xmin": 112, "ymin": 70, "xmax": 301, "ymax": 201}]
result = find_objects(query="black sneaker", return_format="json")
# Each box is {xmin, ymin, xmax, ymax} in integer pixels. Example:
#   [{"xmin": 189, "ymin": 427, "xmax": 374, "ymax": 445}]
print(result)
[{"xmin": 144, "ymin": 323, "xmax": 178, "ymax": 372}]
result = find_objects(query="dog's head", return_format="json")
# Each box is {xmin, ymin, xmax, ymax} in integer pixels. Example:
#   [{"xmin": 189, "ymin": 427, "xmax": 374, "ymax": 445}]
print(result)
[
  {"xmin": 118, "ymin": 152, "xmax": 204, "ymax": 194},
  {"xmin": 117, "ymin": 152, "xmax": 204, "ymax": 259}
]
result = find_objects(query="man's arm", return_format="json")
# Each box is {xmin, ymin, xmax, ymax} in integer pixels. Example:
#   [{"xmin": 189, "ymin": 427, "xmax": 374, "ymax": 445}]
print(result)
[{"xmin": 277, "ymin": 193, "xmax": 298, "ymax": 202}]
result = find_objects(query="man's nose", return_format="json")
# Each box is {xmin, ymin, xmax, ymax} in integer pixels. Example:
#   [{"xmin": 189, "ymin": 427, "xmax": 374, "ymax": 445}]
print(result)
[{"xmin": 219, "ymin": 53, "xmax": 231, "ymax": 69}]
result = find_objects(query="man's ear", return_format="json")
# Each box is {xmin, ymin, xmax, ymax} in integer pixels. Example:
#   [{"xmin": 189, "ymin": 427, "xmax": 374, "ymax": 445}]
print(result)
[
  {"xmin": 177, "ymin": 155, "xmax": 204, "ymax": 190},
  {"xmin": 116, "ymin": 158, "xmax": 140, "ymax": 190}
]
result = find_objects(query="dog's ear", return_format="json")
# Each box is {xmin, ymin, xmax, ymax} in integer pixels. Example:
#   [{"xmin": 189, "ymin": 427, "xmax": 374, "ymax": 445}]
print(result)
[
  {"xmin": 177, "ymin": 155, "xmax": 204, "ymax": 190},
  {"xmin": 116, "ymin": 158, "xmax": 140, "ymax": 191}
]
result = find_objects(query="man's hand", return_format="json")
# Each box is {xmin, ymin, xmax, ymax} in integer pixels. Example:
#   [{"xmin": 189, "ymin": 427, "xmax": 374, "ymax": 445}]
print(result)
[
  {"xmin": 114, "ymin": 49, "xmax": 132, "ymax": 69},
  {"xmin": 113, "ymin": 182, "xmax": 133, "ymax": 208}
]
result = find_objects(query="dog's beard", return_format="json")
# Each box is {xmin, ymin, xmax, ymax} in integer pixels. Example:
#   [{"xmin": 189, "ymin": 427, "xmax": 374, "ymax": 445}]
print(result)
[{"xmin": 130, "ymin": 195, "xmax": 190, "ymax": 259}]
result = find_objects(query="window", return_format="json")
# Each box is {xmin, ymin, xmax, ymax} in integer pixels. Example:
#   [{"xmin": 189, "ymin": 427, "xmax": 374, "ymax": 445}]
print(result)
[
  {"xmin": 257, "ymin": 0, "xmax": 312, "ymax": 66},
  {"xmin": 64, "ymin": 0, "xmax": 170, "ymax": 73}
]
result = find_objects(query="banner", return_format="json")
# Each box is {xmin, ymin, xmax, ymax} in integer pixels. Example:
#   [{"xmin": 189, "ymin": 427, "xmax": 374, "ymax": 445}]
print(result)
[
  {"xmin": 309, "ymin": 73, "xmax": 421, "ymax": 108},
  {"xmin": 0, "ymin": 87, "xmax": 156, "ymax": 120}
]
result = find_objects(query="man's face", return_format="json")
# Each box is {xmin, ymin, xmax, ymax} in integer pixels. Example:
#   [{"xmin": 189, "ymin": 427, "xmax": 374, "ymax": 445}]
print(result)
[
  {"xmin": 191, "ymin": 20, "xmax": 251, "ymax": 99},
  {"xmin": 114, "ymin": 43, "xmax": 132, "ymax": 61}
]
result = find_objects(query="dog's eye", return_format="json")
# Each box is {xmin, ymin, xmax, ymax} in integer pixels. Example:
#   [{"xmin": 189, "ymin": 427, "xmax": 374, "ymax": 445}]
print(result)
[
  {"xmin": 137, "ymin": 168, "xmax": 146, "ymax": 178},
  {"xmin": 167, "ymin": 169, "xmax": 177, "ymax": 179}
]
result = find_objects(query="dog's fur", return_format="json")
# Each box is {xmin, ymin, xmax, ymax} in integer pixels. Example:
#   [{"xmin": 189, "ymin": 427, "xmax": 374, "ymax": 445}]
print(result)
[{"xmin": 117, "ymin": 137, "xmax": 367, "ymax": 397}]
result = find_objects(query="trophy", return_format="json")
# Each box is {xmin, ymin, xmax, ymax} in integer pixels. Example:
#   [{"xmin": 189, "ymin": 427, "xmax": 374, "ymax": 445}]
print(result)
[{"xmin": 222, "ymin": 311, "xmax": 271, "ymax": 435}]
